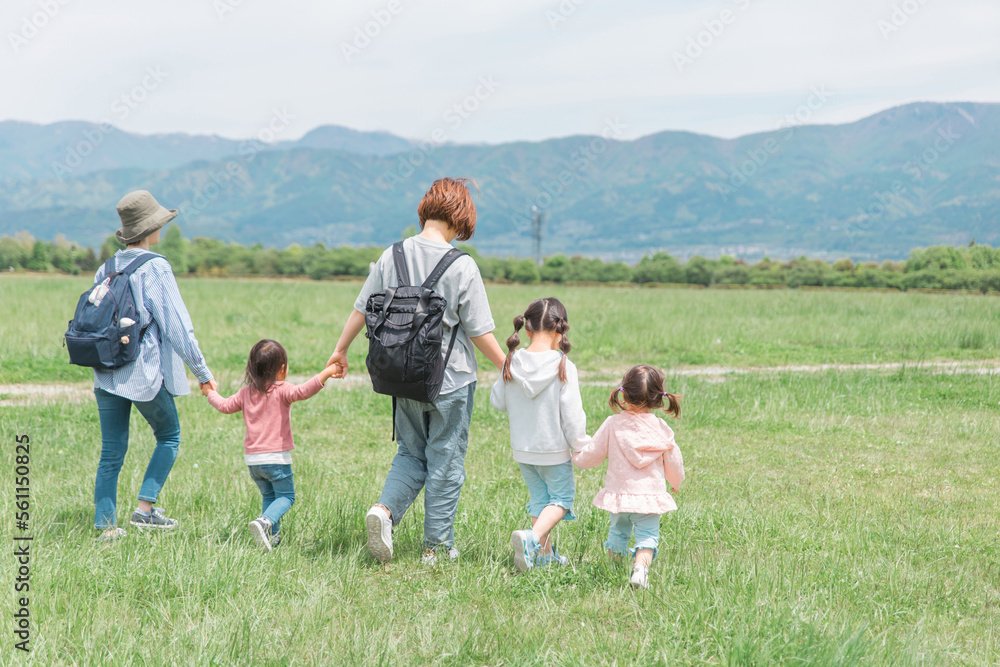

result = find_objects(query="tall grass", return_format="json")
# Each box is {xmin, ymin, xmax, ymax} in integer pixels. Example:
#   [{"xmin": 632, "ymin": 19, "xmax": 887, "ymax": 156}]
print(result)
[{"xmin": 1, "ymin": 275, "xmax": 999, "ymax": 663}]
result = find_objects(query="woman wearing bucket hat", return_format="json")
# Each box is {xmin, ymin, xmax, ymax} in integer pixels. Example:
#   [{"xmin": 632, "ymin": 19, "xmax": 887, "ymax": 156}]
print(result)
[{"xmin": 91, "ymin": 190, "xmax": 217, "ymax": 543}]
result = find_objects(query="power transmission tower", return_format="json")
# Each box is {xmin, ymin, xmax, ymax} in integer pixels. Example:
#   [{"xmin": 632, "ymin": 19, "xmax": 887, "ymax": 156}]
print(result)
[{"xmin": 531, "ymin": 206, "xmax": 544, "ymax": 266}]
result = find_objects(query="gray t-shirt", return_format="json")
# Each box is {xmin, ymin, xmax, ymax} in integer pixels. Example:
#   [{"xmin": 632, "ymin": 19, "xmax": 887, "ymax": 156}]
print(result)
[{"xmin": 354, "ymin": 235, "xmax": 496, "ymax": 394}]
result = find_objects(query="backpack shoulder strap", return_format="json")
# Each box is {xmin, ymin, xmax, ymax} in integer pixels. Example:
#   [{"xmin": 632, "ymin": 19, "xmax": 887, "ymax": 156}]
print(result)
[
  {"xmin": 99, "ymin": 257, "xmax": 117, "ymax": 282},
  {"xmin": 421, "ymin": 248, "xmax": 467, "ymax": 290},
  {"xmin": 391, "ymin": 242, "xmax": 411, "ymax": 288},
  {"xmin": 120, "ymin": 252, "xmax": 162, "ymax": 276}
]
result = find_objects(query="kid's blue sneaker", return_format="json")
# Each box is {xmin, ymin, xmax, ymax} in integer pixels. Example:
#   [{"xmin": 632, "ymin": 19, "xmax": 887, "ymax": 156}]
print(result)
[
  {"xmin": 129, "ymin": 507, "xmax": 178, "ymax": 530},
  {"xmin": 511, "ymin": 529, "xmax": 539, "ymax": 573},
  {"xmin": 536, "ymin": 545, "xmax": 569, "ymax": 569}
]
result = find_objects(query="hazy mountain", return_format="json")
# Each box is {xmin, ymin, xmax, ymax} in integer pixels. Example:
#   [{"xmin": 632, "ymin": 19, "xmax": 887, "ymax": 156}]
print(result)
[
  {"xmin": 0, "ymin": 121, "xmax": 413, "ymax": 181},
  {"xmin": 1, "ymin": 102, "xmax": 997, "ymax": 260},
  {"xmin": 283, "ymin": 125, "xmax": 412, "ymax": 156}
]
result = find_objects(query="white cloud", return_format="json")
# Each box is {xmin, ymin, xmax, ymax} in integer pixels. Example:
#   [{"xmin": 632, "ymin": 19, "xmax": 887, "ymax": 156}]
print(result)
[{"xmin": 1, "ymin": 0, "xmax": 997, "ymax": 142}]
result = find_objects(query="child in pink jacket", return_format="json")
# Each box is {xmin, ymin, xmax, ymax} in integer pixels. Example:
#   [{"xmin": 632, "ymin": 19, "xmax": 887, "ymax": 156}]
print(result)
[
  {"xmin": 573, "ymin": 364, "xmax": 685, "ymax": 589},
  {"xmin": 204, "ymin": 339, "xmax": 338, "ymax": 552}
]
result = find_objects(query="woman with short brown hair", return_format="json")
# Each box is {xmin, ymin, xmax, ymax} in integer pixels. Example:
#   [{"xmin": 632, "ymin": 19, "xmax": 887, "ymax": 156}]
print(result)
[{"xmin": 326, "ymin": 177, "xmax": 506, "ymax": 564}]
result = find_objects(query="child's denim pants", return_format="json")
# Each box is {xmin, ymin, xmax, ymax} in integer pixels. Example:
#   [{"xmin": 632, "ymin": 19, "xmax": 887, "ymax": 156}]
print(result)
[
  {"xmin": 377, "ymin": 383, "xmax": 476, "ymax": 551},
  {"xmin": 606, "ymin": 512, "xmax": 661, "ymax": 561},
  {"xmin": 248, "ymin": 463, "xmax": 295, "ymax": 535}
]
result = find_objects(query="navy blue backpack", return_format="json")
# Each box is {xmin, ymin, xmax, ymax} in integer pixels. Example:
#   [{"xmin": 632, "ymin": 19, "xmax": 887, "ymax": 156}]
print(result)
[{"xmin": 64, "ymin": 253, "xmax": 160, "ymax": 369}]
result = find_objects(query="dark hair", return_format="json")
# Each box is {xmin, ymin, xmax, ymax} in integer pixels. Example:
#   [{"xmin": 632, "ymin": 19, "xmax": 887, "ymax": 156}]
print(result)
[
  {"xmin": 609, "ymin": 365, "xmax": 681, "ymax": 418},
  {"xmin": 244, "ymin": 339, "xmax": 288, "ymax": 394},
  {"xmin": 502, "ymin": 297, "xmax": 572, "ymax": 383},
  {"xmin": 417, "ymin": 177, "xmax": 479, "ymax": 241}
]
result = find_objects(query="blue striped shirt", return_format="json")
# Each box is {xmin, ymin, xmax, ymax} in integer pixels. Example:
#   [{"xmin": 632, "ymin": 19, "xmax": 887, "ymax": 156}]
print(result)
[{"xmin": 92, "ymin": 249, "xmax": 213, "ymax": 402}]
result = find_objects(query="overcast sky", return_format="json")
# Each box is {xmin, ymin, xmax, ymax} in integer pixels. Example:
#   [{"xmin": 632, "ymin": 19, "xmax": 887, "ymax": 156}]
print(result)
[{"xmin": 3, "ymin": 0, "xmax": 999, "ymax": 144}]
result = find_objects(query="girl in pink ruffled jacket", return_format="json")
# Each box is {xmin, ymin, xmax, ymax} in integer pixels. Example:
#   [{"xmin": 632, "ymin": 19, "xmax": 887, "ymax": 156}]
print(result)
[{"xmin": 573, "ymin": 365, "xmax": 684, "ymax": 589}]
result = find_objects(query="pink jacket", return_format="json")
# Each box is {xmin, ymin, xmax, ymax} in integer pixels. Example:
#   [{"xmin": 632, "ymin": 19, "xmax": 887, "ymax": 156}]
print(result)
[
  {"xmin": 206, "ymin": 375, "xmax": 325, "ymax": 455},
  {"xmin": 572, "ymin": 411, "xmax": 685, "ymax": 514}
]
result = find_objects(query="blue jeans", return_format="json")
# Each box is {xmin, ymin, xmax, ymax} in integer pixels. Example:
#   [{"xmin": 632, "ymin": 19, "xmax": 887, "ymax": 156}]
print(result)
[
  {"xmin": 606, "ymin": 513, "xmax": 660, "ymax": 561},
  {"xmin": 378, "ymin": 383, "xmax": 476, "ymax": 550},
  {"xmin": 93, "ymin": 385, "xmax": 180, "ymax": 529},
  {"xmin": 518, "ymin": 461, "xmax": 576, "ymax": 520},
  {"xmin": 248, "ymin": 464, "xmax": 295, "ymax": 535}
]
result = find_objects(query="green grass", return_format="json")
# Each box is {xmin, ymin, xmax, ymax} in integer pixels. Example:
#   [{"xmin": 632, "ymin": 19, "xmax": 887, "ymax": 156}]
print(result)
[
  {"xmin": 2, "ymin": 275, "xmax": 999, "ymax": 384},
  {"xmin": 1, "ymin": 275, "xmax": 999, "ymax": 664}
]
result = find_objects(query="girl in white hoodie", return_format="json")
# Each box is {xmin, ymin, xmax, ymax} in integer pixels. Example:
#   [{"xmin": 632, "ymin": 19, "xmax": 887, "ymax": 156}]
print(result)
[{"xmin": 490, "ymin": 298, "xmax": 590, "ymax": 572}]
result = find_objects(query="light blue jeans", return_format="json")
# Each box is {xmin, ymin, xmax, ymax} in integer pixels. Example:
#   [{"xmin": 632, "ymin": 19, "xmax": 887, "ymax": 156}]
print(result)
[
  {"xmin": 93, "ymin": 385, "xmax": 180, "ymax": 530},
  {"xmin": 378, "ymin": 383, "xmax": 476, "ymax": 550},
  {"xmin": 518, "ymin": 461, "xmax": 576, "ymax": 520},
  {"xmin": 248, "ymin": 464, "xmax": 295, "ymax": 535},
  {"xmin": 606, "ymin": 512, "xmax": 660, "ymax": 561}
]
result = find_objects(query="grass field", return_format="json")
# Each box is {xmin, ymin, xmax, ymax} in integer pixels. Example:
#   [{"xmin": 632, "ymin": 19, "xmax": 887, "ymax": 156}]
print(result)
[{"xmin": 1, "ymin": 275, "xmax": 999, "ymax": 665}]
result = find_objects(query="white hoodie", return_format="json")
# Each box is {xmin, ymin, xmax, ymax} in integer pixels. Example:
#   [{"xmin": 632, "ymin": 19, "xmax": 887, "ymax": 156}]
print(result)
[{"xmin": 490, "ymin": 349, "xmax": 590, "ymax": 465}]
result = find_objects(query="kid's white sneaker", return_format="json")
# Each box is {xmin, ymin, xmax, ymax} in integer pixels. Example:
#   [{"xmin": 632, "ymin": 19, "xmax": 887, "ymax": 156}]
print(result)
[
  {"xmin": 630, "ymin": 564, "xmax": 649, "ymax": 590},
  {"xmin": 421, "ymin": 547, "xmax": 459, "ymax": 565},
  {"xmin": 366, "ymin": 505, "xmax": 393, "ymax": 562},
  {"xmin": 511, "ymin": 529, "xmax": 539, "ymax": 573}
]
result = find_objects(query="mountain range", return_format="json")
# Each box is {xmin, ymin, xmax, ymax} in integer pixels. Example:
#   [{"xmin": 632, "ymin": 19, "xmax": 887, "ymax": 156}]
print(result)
[{"xmin": 1, "ymin": 101, "xmax": 997, "ymax": 261}]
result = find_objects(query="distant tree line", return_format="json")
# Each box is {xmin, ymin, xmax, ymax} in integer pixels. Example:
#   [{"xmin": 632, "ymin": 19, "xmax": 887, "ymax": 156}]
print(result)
[{"xmin": 3, "ymin": 227, "xmax": 1000, "ymax": 294}]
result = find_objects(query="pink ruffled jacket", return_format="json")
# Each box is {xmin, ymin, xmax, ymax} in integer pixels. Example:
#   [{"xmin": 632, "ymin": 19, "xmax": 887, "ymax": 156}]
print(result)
[{"xmin": 572, "ymin": 411, "xmax": 685, "ymax": 514}]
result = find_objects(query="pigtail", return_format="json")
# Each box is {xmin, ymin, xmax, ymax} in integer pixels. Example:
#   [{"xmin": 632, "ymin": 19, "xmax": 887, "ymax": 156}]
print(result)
[
  {"xmin": 502, "ymin": 314, "xmax": 525, "ymax": 382},
  {"xmin": 555, "ymin": 316, "xmax": 570, "ymax": 382},
  {"xmin": 608, "ymin": 386, "xmax": 626, "ymax": 413},
  {"xmin": 662, "ymin": 392, "xmax": 682, "ymax": 419}
]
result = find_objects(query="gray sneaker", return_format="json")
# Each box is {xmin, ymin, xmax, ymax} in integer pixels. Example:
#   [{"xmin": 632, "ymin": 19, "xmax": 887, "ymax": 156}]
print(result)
[
  {"xmin": 129, "ymin": 507, "xmax": 178, "ymax": 530},
  {"xmin": 249, "ymin": 517, "xmax": 274, "ymax": 553},
  {"xmin": 269, "ymin": 533, "xmax": 282, "ymax": 549}
]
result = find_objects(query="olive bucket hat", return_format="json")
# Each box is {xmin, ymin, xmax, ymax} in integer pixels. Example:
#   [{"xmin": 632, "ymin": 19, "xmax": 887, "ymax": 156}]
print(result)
[{"xmin": 115, "ymin": 190, "xmax": 178, "ymax": 245}]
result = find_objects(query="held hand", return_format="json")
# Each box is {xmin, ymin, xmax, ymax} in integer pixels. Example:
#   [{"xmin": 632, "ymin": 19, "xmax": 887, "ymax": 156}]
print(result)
[
  {"xmin": 320, "ymin": 363, "xmax": 342, "ymax": 382},
  {"xmin": 199, "ymin": 379, "xmax": 217, "ymax": 396},
  {"xmin": 326, "ymin": 350, "xmax": 348, "ymax": 378}
]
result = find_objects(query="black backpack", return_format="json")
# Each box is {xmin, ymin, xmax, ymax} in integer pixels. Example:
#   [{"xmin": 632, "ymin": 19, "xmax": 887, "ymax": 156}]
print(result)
[
  {"xmin": 364, "ymin": 242, "xmax": 467, "ymax": 408},
  {"xmin": 65, "ymin": 253, "xmax": 158, "ymax": 369}
]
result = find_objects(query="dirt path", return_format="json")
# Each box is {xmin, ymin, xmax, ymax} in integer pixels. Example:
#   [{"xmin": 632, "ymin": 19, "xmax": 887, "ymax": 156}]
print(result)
[
  {"xmin": 663, "ymin": 359, "xmax": 1000, "ymax": 377},
  {"xmin": 3, "ymin": 360, "xmax": 996, "ymax": 407}
]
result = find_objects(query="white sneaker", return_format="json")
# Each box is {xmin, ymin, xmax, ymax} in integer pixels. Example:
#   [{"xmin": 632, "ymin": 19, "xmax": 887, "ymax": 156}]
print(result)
[
  {"xmin": 630, "ymin": 564, "xmax": 649, "ymax": 590},
  {"xmin": 98, "ymin": 527, "xmax": 127, "ymax": 543},
  {"xmin": 421, "ymin": 547, "xmax": 459, "ymax": 565},
  {"xmin": 249, "ymin": 517, "xmax": 273, "ymax": 553},
  {"xmin": 511, "ymin": 529, "xmax": 538, "ymax": 573},
  {"xmin": 366, "ymin": 506, "xmax": 393, "ymax": 562}
]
